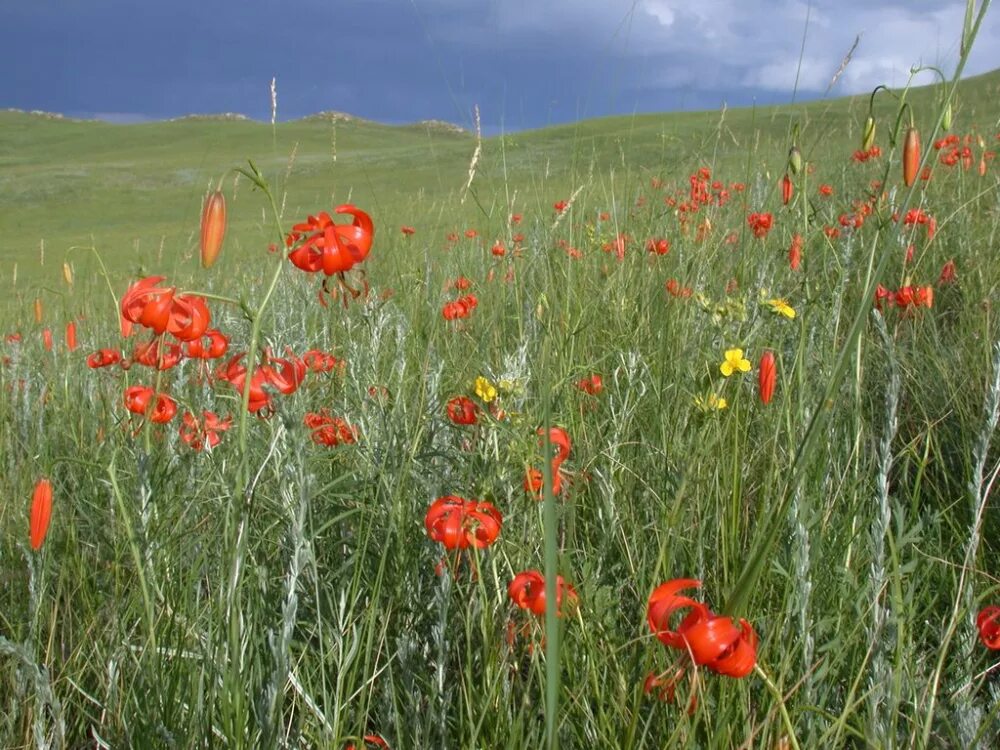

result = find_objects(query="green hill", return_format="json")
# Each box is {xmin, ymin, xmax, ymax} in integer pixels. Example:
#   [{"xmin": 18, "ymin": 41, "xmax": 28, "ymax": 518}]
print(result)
[{"xmin": 1, "ymin": 67, "xmax": 998, "ymax": 298}]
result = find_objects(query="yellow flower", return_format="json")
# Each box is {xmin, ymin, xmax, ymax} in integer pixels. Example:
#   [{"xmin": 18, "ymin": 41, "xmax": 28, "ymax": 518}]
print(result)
[
  {"xmin": 694, "ymin": 392, "xmax": 728, "ymax": 412},
  {"xmin": 474, "ymin": 376, "xmax": 497, "ymax": 403},
  {"xmin": 720, "ymin": 348, "xmax": 751, "ymax": 377},
  {"xmin": 767, "ymin": 298, "xmax": 796, "ymax": 319}
]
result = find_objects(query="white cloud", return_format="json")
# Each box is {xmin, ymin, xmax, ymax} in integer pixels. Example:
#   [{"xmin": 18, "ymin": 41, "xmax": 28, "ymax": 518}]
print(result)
[{"xmin": 419, "ymin": 0, "xmax": 1000, "ymax": 98}]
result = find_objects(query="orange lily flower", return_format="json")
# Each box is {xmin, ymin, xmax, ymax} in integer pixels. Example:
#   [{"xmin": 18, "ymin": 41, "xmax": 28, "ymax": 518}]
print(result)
[{"xmin": 286, "ymin": 205, "xmax": 374, "ymax": 276}]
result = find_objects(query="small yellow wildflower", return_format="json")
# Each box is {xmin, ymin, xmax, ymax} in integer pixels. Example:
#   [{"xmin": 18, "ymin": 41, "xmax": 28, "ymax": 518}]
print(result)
[
  {"xmin": 767, "ymin": 298, "xmax": 796, "ymax": 319},
  {"xmin": 694, "ymin": 393, "xmax": 728, "ymax": 412},
  {"xmin": 474, "ymin": 376, "xmax": 497, "ymax": 403},
  {"xmin": 720, "ymin": 348, "xmax": 751, "ymax": 377}
]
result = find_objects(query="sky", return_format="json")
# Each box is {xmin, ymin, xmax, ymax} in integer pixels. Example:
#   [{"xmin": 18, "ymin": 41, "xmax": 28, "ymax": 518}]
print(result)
[{"xmin": 2, "ymin": 1, "xmax": 998, "ymax": 133}]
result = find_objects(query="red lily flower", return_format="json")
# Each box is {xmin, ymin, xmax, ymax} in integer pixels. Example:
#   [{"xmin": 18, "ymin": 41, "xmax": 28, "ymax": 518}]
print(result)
[
  {"xmin": 179, "ymin": 410, "xmax": 232, "ymax": 451},
  {"xmin": 185, "ymin": 329, "xmax": 229, "ymax": 359},
  {"xmin": 788, "ymin": 234, "xmax": 803, "ymax": 271},
  {"xmin": 644, "ymin": 667, "xmax": 697, "ymax": 714},
  {"xmin": 508, "ymin": 570, "xmax": 578, "ymax": 616},
  {"xmin": 124, "ymin": 385, "xmax": 177, "ymax": 423},
  {"xmin": 344, "ymin": 734, "xmax": 389, "ymax": 750},
  {"xmin": 87, "ymin": 349, "xmax": 122, "ymax": 369},
  {"xmin": 647, "ymin": 579, "xmax": 758, "ymax": 678},
  {"xmin": 646, "ymin": 238, "xmax": 670, "ymax": 256},
  {"xmin": 401, "ymin": 225, "xmax": 416, "ymax": 236},
  {"xmin": 446, "ymin": 396, "xmax": 479, "ymax": 425},
  {"xmin": 424, "ymin": 495, "xmax": 502, "ymax": 551},
  {"xmin": 286, "ymin": 205, "xmax": 374, "ymax": 276},
  {"xmin": 120, "ymin": 276, "xmax": 174, "ymax": 335},
  {"xmin": 120, "ymin": 277, "xmax": 212, "ymax": 342},
  {"xmin": 938, "ymin": 259, "xmax": 957, "ymax": 285},
  {"xmin": 42, "ymin": 328, "xmax": 53, "ymax": 352},
  {"xmin": 304, "ymin": 410, "xmax": 357, "ymax": 447},
  {"xmin": 302, "ymin": 349, "xmax": 344, "ymax": 373},
  {"xmin": 977, "ymin": 606, "xmax": 1000, "ymax": 649},
  {"xmin": 526, "ymin": 427, "xmax": 571, "ymax": 497},
  {"xmin": 747, "ymin": 212, "xmax": 773, "ymax": 239},
  {"xmin": 30, "ymin": 478, "xmax": 53, "ymax": 551},
  {"xmin": 133, "ymin": 338, "xmax": 183, "ymax": 370},
  {"xmin": 575, "ymin": 374, "xmax": 603, "ymax": 396},
  {"xmin": 218, "ymin": 351, "xmax": 306, "ymax": 414}
]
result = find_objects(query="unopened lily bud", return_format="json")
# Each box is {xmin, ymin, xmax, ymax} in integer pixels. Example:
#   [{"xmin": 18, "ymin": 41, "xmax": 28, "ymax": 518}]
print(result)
[
  {"xmin": 788, "ymin": 145, "xmax": 803, "ymax": 175},
  {"xmin": 62, "ymin": 262, "xmax": 73, "ymax": 286},
  {"xmin": 200, "ymin": 190, "xmax": 227, "ymax": 269},
  {"xmin": 862, "ymin": 115, "xmax": 876, "ymax": 151},
  {"xmin": 942, "ymin": 102, "xmax": 953, "ymax": 132},
  {"xmin": 903, "ymin": 127, "xmax": 920, "ymax": 187}
]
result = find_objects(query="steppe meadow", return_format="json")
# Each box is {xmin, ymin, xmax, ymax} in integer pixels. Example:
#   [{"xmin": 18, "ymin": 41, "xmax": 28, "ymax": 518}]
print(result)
[{"xmin": 2, "ymin": 2, "xmax": 1000, "ymax": 748}]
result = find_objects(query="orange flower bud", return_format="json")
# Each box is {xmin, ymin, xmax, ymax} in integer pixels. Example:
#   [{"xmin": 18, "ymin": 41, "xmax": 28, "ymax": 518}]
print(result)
[
  {"xmin": 65, "ymin": 321, "xmax": 78, "ymax": 352},
  {"xmin": 200, "ymin": 190, "xmax": 227, "ymax": 269},
  {"xmin": 34, "ymin": 298, "xmax": 43, "ymax": 323},
  {"xmin": 30, "ymin": 478, "xmax": 53, "ymax": 550},
  {"xmin": 903, "ymin": 127, "xmax": 920, "ymax": 187},
  {"xmin": 759, "ymin": 351, "xmax": 776, "ymax": 405},
  {"xmin": 781, "ymin": 174, "xmax": 793, "ymax": 206}
]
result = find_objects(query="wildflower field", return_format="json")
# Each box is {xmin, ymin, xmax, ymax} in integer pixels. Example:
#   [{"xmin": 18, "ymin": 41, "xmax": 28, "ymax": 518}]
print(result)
[{"xmin": 3, "ymin": 32, "xmax": 1000, "ymax": 750}]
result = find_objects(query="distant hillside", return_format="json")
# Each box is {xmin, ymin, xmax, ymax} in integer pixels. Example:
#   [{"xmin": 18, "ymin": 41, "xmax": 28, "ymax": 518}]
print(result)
[{"xmin": 0, "ymin": 66, "xmax": 997, "ymax": 292}]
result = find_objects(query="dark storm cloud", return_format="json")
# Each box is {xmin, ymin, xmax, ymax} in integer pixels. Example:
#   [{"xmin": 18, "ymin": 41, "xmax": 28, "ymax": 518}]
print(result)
[{"xmin": 2, "ymin": 0, "xmax": 997, "ymax": 132}]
